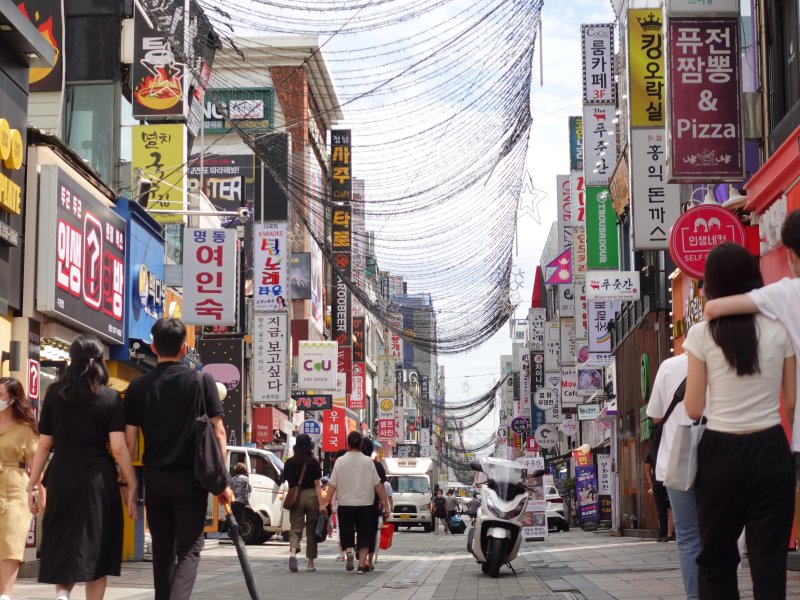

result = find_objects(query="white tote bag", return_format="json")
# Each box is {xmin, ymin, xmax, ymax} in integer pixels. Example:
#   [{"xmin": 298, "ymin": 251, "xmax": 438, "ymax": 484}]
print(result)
[{"xmin": 663, "ymin": 423, "xmax": 705, "ymax": 491}]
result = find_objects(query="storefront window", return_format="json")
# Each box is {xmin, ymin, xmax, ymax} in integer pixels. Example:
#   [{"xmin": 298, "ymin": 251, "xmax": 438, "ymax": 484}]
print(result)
[{"xmin": 65, "ymin": 83, "xmax": 115, "ymax": 185}]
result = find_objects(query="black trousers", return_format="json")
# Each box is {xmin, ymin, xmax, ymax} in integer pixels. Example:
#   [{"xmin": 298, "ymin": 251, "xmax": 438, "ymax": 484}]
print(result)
[
  {"xmin": 337, "ymin": 505, "xmax": 378, "ymax": 551},
  {"xmin": 695, "ymin": 425, "xmax": 794, "ymax": 600},
  {"xmin": 652, "ymin": 477, "xmax": 670, "ymax": 538},
  {"xmin": 144, "ymin": 467, "xmax": 209, "ymax": 600}
]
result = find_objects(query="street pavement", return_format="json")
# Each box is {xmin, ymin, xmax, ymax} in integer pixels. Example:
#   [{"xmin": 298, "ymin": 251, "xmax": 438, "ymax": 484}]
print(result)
[{"xmin": 10, "ymin": 528, "xmax": 800, "ymax": 599}]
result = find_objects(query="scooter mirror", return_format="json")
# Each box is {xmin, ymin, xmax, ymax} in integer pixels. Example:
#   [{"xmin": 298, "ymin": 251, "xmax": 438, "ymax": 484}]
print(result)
[{"xmin": 470, "ymin": 461, "xmax": 482, "ymax": 472}]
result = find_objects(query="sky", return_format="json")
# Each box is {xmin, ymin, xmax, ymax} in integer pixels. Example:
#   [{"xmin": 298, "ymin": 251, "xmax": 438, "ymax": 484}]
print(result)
[{"xmin": 438, "ymin": 0, "xmax": 615, "ymax": 437}]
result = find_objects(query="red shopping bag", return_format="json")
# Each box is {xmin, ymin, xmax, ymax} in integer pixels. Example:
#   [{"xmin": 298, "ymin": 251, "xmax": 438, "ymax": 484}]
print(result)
[{"xmin": 379, "ymin": 523, "xmax": 394, "ymax": 550}]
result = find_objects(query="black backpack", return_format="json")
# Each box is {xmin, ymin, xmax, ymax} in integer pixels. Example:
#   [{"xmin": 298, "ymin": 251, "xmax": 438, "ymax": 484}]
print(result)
[{"xmin": 648, "ymin": 378, "xmax": 687, "ymax": 469}]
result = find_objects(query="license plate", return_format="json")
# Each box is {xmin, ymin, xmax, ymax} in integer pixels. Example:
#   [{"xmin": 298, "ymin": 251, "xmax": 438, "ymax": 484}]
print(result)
[{"xmin": 399, "ymin": 514, "xmax": 411, "ymax": 519}]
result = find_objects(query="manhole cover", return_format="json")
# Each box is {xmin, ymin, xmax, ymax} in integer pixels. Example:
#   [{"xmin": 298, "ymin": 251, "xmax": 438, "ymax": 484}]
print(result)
[
  {"xmin": 383, "ymin": 581, "xmax": 418, "ymax": 589},
  {"xmin": 500, "ymin": 595, "xmax": 584, "ymax": 600}
]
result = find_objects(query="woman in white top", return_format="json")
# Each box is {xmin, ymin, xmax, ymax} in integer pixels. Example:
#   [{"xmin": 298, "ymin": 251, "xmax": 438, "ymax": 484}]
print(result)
[{"xmin": 684, "ymin": 243, "xmax": 796, "ymax": 600}]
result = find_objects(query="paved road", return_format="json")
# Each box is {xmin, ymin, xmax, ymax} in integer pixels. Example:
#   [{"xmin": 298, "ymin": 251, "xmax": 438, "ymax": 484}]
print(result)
[{"xmin": 11, "ymin": 528, "xmax": 800, "ymax": 599}]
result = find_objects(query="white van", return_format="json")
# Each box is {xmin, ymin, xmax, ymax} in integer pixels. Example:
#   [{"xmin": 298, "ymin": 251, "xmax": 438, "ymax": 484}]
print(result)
[
  {"xmin": 383, "ymin": 457, "xmax": 434, "ymax": 532},
  {"xmin": 226, "ymin": 446, "xmax": 291, "ymax": 544}
]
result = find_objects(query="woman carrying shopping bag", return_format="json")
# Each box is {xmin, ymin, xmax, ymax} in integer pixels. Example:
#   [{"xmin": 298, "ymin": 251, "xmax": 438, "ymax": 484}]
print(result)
[{"xmin": 684, "ymin": 243, "xmax": 796, "ymax": 600}]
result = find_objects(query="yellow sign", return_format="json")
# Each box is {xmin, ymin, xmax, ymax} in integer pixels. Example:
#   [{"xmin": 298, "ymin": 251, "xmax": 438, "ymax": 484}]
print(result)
[
  {"xmin": 380, "ymin": 398, "xmax": 394, "ymax": 412},
  {"xmin": 628, "ymin": 9, "xmax": 666, "ymax": 128},
  {"xmin": 131, "ymin": 124, "xmax": 186, "ymax": 223},
  {"xmin": 0, "ymin": 119, "xmax": 23, "ymax": 215}
]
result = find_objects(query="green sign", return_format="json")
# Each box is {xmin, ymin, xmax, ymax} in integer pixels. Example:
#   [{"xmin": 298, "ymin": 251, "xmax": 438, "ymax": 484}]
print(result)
[
  {"xmin": 203, "ymin": 88, "xmax": 275, "ymax": 134},
  {"xmin": 586, "ymin": 186, "xmax": 619, "ymax": 269}
]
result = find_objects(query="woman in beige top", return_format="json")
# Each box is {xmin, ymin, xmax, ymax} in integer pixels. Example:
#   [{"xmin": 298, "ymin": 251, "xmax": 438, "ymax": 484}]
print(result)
[{"xmin": 0, "ymin": 377, "xmax": 39, "ymax": 600}]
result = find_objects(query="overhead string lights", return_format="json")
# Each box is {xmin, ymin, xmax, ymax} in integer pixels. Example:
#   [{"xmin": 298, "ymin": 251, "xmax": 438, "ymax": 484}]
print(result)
[{"xmin": 144, "ymin": 0, "xmax": 545, "ymax": 355}]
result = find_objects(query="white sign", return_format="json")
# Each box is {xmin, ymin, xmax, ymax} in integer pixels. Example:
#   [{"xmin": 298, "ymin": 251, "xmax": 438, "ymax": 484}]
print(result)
[
  {"xmin": 582, "ymin": 23, "xmax": 616, "ymax": 104},
  {"xmin": 544, "ymin": 321, "xmax": 561, "ymax": 371},
  {"xmin": 528, "ymin": 308, "xmax": 546, "ymax": 351},
  {"xmin": 253, "ymin": 222, "xmax": 288, "ymax": 311},
  {"xmin": 574, "ymin": 276, "xmax": 588, "ymax": 340},
  {"xmin": 668, "ymin": 0, "xmax": 739, "ymax": 13},
  {"xmin": 182, "ymin": 228, "xmax": 237, "ymax": 325},
  {"xmin": 630, "ymin": 129, "xmax": 681, "ymax": 250},
  {"xmin": 583, "ymin": 104, "xmax": 617, "ymax": 186},
  {"xmin": 377, "ymin": 355, "xmax": 396, "ymax": 397},
  {"xmin": 597, "ymin": 454, "xmax": 612, "ymax": 495},
  {"xmin": 558, "ymin": 285, "xmax": 575, "ymax": 317},
  {"xmin": 520, "ymin": 350, "xmax": 532, "ymax": 418},
  {"xmin": 560, "ymin": 319, "xmax": 577, "ymax": 366},
  {"xmin": 420, "ymin": 428, "xmax": 431, "ymax": 447},
  {"xmin": 588, "ymin": 301, "xmax": 618, "ymax": 354},
  {"xmin": 534, "ymin": 424, "xmax": 559, "ymax": 449},
  {"xmin": 298, "ymin": 341, "xmax": 338, "ymax": 390},
  {"xmin": 253, "ymin": 313, "xmax": 288, "ymax": 404},
  {"xmin": 557, "ymin": 174, "xmax": 573, "ymax": 253},
  {"xmin": 534, "ymin": 388, "xmax": 558, "ymax": 411},
  {"xmin": 586, "ymin": 271, "xmax": 642, "ymax": 301},
  {"xmin": 577, "ymin": 403, "xmax": 602, "ymax": 420},
  {"xmin": 559, "ymin": 418, "xmax": 579, "ymax": 436},
  {"xmin": 561, "ymin": 367, "xmax": 579, "ymax": 408}
]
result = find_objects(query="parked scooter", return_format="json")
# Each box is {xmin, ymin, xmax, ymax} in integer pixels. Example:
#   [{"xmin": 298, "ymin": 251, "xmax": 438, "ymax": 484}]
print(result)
[{"xmin": 466, "ymin": 457, "xmax": 543, "ymax": 578}]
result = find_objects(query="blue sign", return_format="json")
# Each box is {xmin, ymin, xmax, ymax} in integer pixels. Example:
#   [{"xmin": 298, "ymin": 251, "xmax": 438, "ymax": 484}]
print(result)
[
  {"xmin": 301, "ymin": 420, "xmax": 321, "ymax": 436},
  {"xmin": 109, "ymin": 198, "xmax": 165, "ymax": 360}
]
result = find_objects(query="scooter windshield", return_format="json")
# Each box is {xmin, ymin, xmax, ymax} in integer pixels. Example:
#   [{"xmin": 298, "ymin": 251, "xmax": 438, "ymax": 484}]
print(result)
[{"xmin": 482, "ymin": 461, "xmax": 526, "ymax": 502}]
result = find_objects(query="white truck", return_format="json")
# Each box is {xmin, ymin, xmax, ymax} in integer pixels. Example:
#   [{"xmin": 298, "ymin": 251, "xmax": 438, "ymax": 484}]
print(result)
[{"xmin": 383, "ymin": 457, "xmax": 435, "ymax": 532}]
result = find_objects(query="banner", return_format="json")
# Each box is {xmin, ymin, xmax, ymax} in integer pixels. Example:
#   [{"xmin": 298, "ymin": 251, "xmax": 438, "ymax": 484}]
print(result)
[
  {"xmin": 131, "ymin": 124, "xmax": 186, "ymax": 223},
  {"xmin": 252, "ymin": 313, "xmax": 288, "ymax": 404},
  {"xmin": 585, "ymin": 187, "xmax": 619, "ymax": 269},
  {"xmin": 568, "ymin": 117, "xmax": 583, "ymax": 171},
  {"xmin": 582, "ymin": 105, "xmax": 616, "ymax": 186},
  {"xmin": 582, "ymin": 24, "xmax": 616, "ymax": 104},
  {"xmin": 253, "ymin": 222, "xmax": 287, "ymax": 311},
  {"xmin": 628, "ymin": 10, "xmax": 666, "ymax": 127},
  {"xmin": 630, "ymin": 129, "xmax": 682, "ymax": 250},
  {"xmin": 322, "ymin": 408, "xmax": 346, "ymax": 451},
  {"xmin": 576, "ymin": 465, "xmax": 599, "ymax": 523},
  {"xmin": 198, "ymin": 338, "xmax": 244, "ymax": 447},
  {"xmin": 667, "ymin": 18, "xmax": 743, "ymax": 181},
  {"xmin": 182, "ymin": 228, "xmax": 237, "ymax": 325},
  {"xmin": 597, "ymin": 454, "xmax": 613, "ymax": 521},
  {"xmin": 586, "ymin": 270, "xmax": 641, "ymax": 301},
  {"xmin": 298, "ymin": 341, "xmax": 338, "ymax": 390}
]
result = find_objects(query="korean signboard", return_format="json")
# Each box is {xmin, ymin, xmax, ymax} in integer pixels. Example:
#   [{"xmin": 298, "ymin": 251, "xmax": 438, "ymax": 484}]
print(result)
[
  {"xmin": 588, "ymin": 301, "xmax": 618, "ymax": 355},
  {"xmin": 568, "ymin": 117, "xmax": 583, "ymax": 171},
  {"xmin": 528, "ymin": 308, "xmax": 546, "ymax": 352},
  {"xmin": 585, "ymin": 187, "xmax": 619, "ymax": 269},
  {"xmin": 669, "ymin": 204, "xmax": 745, "ymax": 279},
  {"xmin": 252, "ymin": 313, "xmax": 288, "ymax": 404},
  {"xmin": 544, "ymin": 321, "xmax": 561, "ymax": 371},
  {"xmin": 628, "ymin": 10, "xmax": 666, "ymax": 127},
  {"xmin": 377, "ymin": 355, "xmax": 396, "ymax": 397},
  {"xmin": 535, "ymin": 387, "xmax": 563, "ymax": 424},
  {"xmin": 586, "ymin": 271, "xmax": 641, "ymax": 301},
  {"xmin": 37, "ymin": 166, "xmax": 126, "ymax": 344},
  {"xmin": 582, "ymin": 105, "xmax": 616, "ymax": 186},
  {"xmin": 558, "ymin": 284, "xmax": 575, "ymax": 317},
  {"xmin": 253, "ymin": 222, "xmax": 287, "ymax": 312},
  {"xmin": 561, "ymin": 367, "xmax": 579, "ymax": 409},
  {"xmin": 667, "ymin": 18, "xmax": 743, "ymax": 181},
  {"xmin": 293, "ymin": 394, "xmax": 333, "ymax": 412},
  {"xmin": 388, "ymin": 313, "xmax": 404, "ymax": 362},
  {"xmin": 575, "ymin": 465, "xmax": 599, "ymax": 522},
  {"xmin": 520, "ymin": 350, "xmax": 532, "ymax": 418},
  {"xmin": 668, "ymin": 0, "xmax": 739, "ymax": 13},
  {"xmin": 182, "ymin": 228, "xmax": 236, "ymax": 325},
  {"xmin": 352, "ymin": 317, "xmax": 365, "ymax": 363},
  {"xmin": 560, "ymin": 318, "xmax": 577, "ymax": 366},
  {"xmin": 530, "ymin": 352, "xmax": 546, "ymax": 428},
  {"xmin": 574, "ymin": 277, "xmax": 589, "ymax": 339},
  {"xmin": 570, "ymin": 172, "xmax": 586, "ymax": 226},
  {"xmin": 350, "ymin": 362, "xmax": 366, "ymax": 410},
  {"xmin": 187, "ymin": 153, "xmax": 255, "ymax": 216},
  {"xmin": 298, "ymin": 341, "xmax": 338, "ymax": 390},
  {"xmin": 131, "ymin": 2, "xmax": 188, "ymax": 120},
  {"xmin": 597, "ymin": 453, "xmax": 613, "ymax": 522},
  {"xmin": 557, "ymin": 174, "xmax": 573, "ymax": 253},
  {"xmin": 198, "ymin": 338, "xmax": 244, "ymax": 446},
  {"xmin": 131, "ymin": 124, "xmax": 186, "ymax": 224},
  {"xmin": 331, "ymin": 130, "xmax": 352, "ymax": 349},
  {"xmin": 322, "ymin": 407, "xmax": 346, "ymax": 451},
  {"xmin": 577, "ymin": 403, "xmax": 602, "ymax": 420},
  {"xmin": 630, "ymin": 129, "xmax": 682, "ymax": 250},
  {"xmin": 582, "ymin": 24, "xmax": 616, "ymax": 104},
  {"xmin": 16, "ymin": 0, "xmax": 63, "ymax": 92},
  {"xmin": 203, "ymin": 88, "xmax": 274, "ymax": 133}
]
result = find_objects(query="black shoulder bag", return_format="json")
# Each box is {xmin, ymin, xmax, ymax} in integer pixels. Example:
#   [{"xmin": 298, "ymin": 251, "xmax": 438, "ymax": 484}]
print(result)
[
  {"xmin": 648, "ymin": 378, "xmax": 687, "ymax": 469},
  {"xmin": 193, "ymin": 372, "xmax": 230, "ymax": 495}
]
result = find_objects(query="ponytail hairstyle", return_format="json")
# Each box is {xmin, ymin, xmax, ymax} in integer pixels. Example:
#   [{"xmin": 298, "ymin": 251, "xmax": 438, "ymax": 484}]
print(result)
[
  {"xmin": 56, "ymin": 335, "xmax": 109, "ymax": 405},
  {"xmin": 0, "ymin": 377, "xmax": 37, "ymax": 434},
  {"xmin": 703, "ymin": 243, "xmax": 763, "ymax": 376}
]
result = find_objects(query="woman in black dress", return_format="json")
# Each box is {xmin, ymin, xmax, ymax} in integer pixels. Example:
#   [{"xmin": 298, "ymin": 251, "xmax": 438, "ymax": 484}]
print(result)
[{"xmin": 27, "ymin": 335, "xmax": 137, "ymax": 600}]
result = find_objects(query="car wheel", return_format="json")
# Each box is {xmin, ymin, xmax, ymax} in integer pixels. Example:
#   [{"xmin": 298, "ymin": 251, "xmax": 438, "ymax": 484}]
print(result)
[{"xmin": 240, "ymin": 511, "xmax": 264, "ymax": 545}]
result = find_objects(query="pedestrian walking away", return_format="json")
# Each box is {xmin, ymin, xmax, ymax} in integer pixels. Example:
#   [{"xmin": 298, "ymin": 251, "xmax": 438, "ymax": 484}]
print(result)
[
  {"xmin": 283, "ymin": 434, "xmax": 326, "ymax": 573},
  {"xmin": 230, "ymin": 462, "xmax": 251, "ymax": 526},
  {"xmin": 326, "ymin": 431, "xmax": 389, "ymax": 573},
  {"xmin": 27, "ymin": 336, "xmax": 138, "ymax": 600},
  {"xmin": 0, "ymin": 378, "xmax": 39, "ymax": 600},
  {"xmin": 685, "ymin": 243, "xmax": 796, "ymax": 600},
  {"xmin": 124, "ymin": 318, "xmax": 233, "ymax": 600},
  {"xmin": 361, "ymin": 437, "xmax": 386, "ymax": 571},
  {"xmin": 432, "ymin": 489, "xmax": 447, "ymax": 534},
  {"xmin": 647, "ymin": 353, "xmax": 699, "ymax": 599},
  {"xmin": 466, "ymin": 493, "xmax": 480, "ymax": 527}
]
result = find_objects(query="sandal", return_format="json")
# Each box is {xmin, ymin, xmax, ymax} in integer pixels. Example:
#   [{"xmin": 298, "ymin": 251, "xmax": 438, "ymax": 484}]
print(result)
[{"xmin": 289, "ymin": 555, "xmax": 298, "ymax": 573}]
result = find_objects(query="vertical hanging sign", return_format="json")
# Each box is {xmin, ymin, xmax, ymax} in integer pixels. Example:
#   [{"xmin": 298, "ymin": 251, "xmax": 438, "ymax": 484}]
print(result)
[
  {"xmin": 253, "ymin": 222, "xmax": 287, "ymax": 311},
  {"xmin": 582, "ymin": 105, "xmax": 616, "ymax": 187},
  {"xmin": 582, "ymin": 24, "xmax": 616, "ymax": 104},
  {"xmin": 330, "ymin": 130, "xmax": 352, "ymax": 398},
  {"xmin": 628, "ymin": 10, "xmax": 666, "ymax": 128},
  {"xmin": 585, "ymin": 187, "xmax": 619, "ymax": 269}
]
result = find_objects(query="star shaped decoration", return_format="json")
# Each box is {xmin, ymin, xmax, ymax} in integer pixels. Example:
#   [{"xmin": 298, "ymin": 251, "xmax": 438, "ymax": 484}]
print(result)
[
  {"xmin": 517, "ymin": 170, "xmax": 546, "ymax": 225},
  {"xmin": 510, "ymin": 267, "xmax": 525, "ymax": 291}
]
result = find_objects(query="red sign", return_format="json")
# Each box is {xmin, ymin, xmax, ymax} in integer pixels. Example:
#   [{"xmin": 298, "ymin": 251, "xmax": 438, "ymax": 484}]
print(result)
[
  {"xmin": 322, "ymin": 408, "xmax": 347, "ymax": 452},
  {"xmin": 526, "ymin": 437, "xmax": 538, "ymax": 452},
  {"xmin": 668, "ymin": 18, "xmax": 743, "ymax": 181},
  {"xmin": 669, "ymin": 205, "xmax": 745, "ymax": 279},
  {"xmin": 377, "ymin": 418, "xmax": 396, "ymax": 441},
  {"xmin": 251, "ymin": 407, "xmax": 274, "ymax": 444},
  {"xmin": 349, "ymin": 363, "xmax": 366, "ymax": 410},
  {"xmin": 27, "ymin": 359, "xmax": 39, "ymax": 401}
]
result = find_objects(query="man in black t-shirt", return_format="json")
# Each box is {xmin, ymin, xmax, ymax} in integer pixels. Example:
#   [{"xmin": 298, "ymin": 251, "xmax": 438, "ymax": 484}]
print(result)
[{"xmin": 125, "ymin": 318, "xmax": 233, "ymax": 600}]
